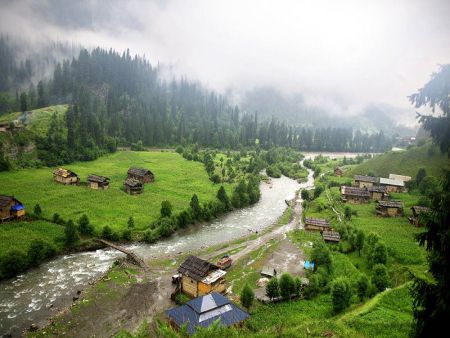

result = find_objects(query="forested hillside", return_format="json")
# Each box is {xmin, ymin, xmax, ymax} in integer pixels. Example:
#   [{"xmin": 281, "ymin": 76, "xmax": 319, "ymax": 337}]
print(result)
[{"xmin": 0, "ymin": 37, "xmax": 393, "ymax": 170}]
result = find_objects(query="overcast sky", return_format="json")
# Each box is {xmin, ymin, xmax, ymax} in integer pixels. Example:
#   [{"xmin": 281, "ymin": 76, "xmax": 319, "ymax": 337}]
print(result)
[{"xmin": 1, "ymin": 0, "xmax": 449, "ymax": 124}]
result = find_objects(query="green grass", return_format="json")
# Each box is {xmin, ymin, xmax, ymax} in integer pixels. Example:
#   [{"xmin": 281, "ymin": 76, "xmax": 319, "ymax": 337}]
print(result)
[
  {"xmin": 0, "ymin": 151, "xmax": 231, "ymax": 232},
  {"xmin": 0, "ymin": 220, "xmax": 65, "ymax": 255},
  {"xmin": 348, "ymin": 142, "xmax": 449, "ymax": 179}
]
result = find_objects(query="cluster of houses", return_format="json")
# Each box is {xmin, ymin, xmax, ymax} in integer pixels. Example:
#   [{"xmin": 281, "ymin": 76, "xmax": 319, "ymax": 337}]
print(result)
[
  {"xmin": 52, "ymin": 167, "xmax": 154, "ymax": 195},
  {"xmin": 167, "ymin": 255, "xmax": 249, "ymax": 334}
]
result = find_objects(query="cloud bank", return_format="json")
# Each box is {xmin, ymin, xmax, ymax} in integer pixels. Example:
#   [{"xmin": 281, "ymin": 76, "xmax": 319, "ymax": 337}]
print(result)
[{"xmin": 1, "ymin": 0, "xmax": 449, "ymax": 126}]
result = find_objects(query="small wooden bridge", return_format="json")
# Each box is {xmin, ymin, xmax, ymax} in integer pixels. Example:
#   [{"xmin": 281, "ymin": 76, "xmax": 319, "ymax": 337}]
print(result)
[{"xmin": 97, "ymin": 239, "xmax": 149, "ymax": 270}]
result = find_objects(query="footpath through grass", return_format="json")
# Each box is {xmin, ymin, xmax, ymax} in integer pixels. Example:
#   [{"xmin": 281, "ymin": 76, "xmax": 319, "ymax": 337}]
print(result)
[{"xmin": 0, "ymin": 151, "xmax": 230, "ymax": 232}]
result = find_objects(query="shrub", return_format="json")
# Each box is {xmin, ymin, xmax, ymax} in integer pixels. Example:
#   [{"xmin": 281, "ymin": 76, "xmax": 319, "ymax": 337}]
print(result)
[
  {"xmin": 122, "ymin": 229, "xmax": 132, "ymax": 241},
  {"xmin": 301, "ymin": 189, "xmax": 310, "ymax": 201},
  {"xmin": 52, "ymin": 213, "xmax": 60, "ymax": 224},
  {"xmin": 78, "ymin": 214, "xmax": 94, "ymax": 236},
  {"xmin": 177, "ymin": 210, "xmax": 192, "ymax": 228},
  {"xmin": 279, "ymin": 273, "xmax": 296, "ymax": 299},
  {"xmin": 371, "ymin": 264, "xmax": 389, "ymax": 291},
  {"xmin": 331, "ymin": 277, "xmax": 352, "ymax": 313},
  {"xmin": 311, "ymin": 241, "xmax": 332, "ymax": 272},
  {"xmin": 304, "ymin": 274, "xmax": 320, "ymax": 299},
  {"xmin": 266, "ymin": 277, "xmax": 280, "ymax": 300},
  {"xmin": 266, "ymin": 164, "xmax": 281, "ymax": 178},
  {"xmin": 356, "ymin": 274, "xmax": 369, "ymax": 301},
  {"xmin": 0, "ymin": 250, "xmax": 28, "ymax": 278},
  {"xmin": 175, "ymin": 146, "xmax": 184, "ymax": 154},
  {"xmin": 210, "ymin": 174, "xmax": 221, "ymax": 184},
  {"xmin": 143, "ymin": 230, "xmax": 158, "ymax": 243},
  {"xmin": 128, "ymin": 216, "xmax": 135, "ymax": 229},
  {"xmin": 190, "ymin": 194, "xmax": 202, "ymax": 220},
  {"xmin": 33, "ymin": 203, "xmax": 42, "ymax": 217},
  {"xmin": 156, "ymin": 217, "xmax": 176, "ymax": 238},
  {"xmin": 101, "ymin": 225, "xmax": 117, "ymax": 241},
  {"xmin": 64, "ymin": 220, "xmax": 79, "ymax": 246},
  {"xmin": 372, "ymin": 242, "xmax": 388, "ymax": 265},
  {"xmin": 355, "ymin": 230, "xmax": 365, "ymax": 256},
  {"xmin": 240, "ymin": 284, "xmax": 255, "ymax": 310},
  {"xmin": 160, "ymin": 200, "xmax": 173, "ymax": 218},
  {"xmin": 27, "ymin": 239, "xmax": 54, "ymax": 267},
  {"xmin": 344, "ymin": 206, "xmax": 352, "ymax": 220},
  {"xmin": 294, "ymin": 277, "xmax": 302, "ymax": 297},
  {"xmin": 313, "ymin": 185, "xmax": 324, "ymax": 199}
]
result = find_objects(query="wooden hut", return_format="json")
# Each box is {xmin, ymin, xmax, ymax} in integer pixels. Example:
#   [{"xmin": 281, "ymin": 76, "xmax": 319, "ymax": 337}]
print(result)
[
  {"xmin": 389, "ymin": 174, "xmax": 411, "ymax": 182},
  {"xmin": 53, "ymin": 168, "xmax": 80, "ymax": 185},
  {"xmin": 334, "ymin": 166, "xmax": 344, "ymax": 177},
  {"xmin": 124, "ymin": 178, "xmax": 143, "ymax": 195},
  {"xmin": 322, "ymin": 231, "xmax": 341, "ymax": 243},
  {"xmin": 409, "ymin": 206, "xmax": 430, "ymax": 227},
  {"xmin": 376, "ymin": 200, "xmax": 404, "ymax": 217},
  {"xmin": 341, "ymin": 186, "xmax": 370, "ymax": 203},
  {"xmin": 87, "ymin": 174, "xmax": 110, "ymax": 190},
  {"xmin": 127, "ymin": 167, "xmax": 154, "ymax": 183},
  {"xmin": 354, "ymin": 175, "xmax": 379, "ymax": 189},
  {"xmin": 0, "ymin": 195, "xmax": 25, "ymax": 221},
  {"xmin": 178, "ymin": 256, "xmax": 226, "ymax": 298},
  {"xmin": 368, "ymin": 186, "xmax": 388, "ymax": 201},
  {"xmin": 304, "ymin": 217, "xmax": 331, "ymax": 231},
  {"xmin": 379, "ymin": 178, "xmax": 405, "ymax": 193}
]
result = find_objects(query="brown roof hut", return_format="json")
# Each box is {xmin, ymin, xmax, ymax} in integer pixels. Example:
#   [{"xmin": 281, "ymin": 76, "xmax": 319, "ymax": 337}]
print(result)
[
  {"xmin": 304, "ymin": 217, "xmax": 331, "ymax": 231},
  {"xmin": 0, "ymin": 195, "xmax": 25, "ymax": 221},
  {"xmin": 53, "ymin": 168, "xmax": 80, "ymax": 185},
  {"xmin": 87, "ymin": 175, "xmax": 110, "ymax": 190},
  {"xmin": 322, "ymin": 230, "xmax": 341, "ymax": 243},
  {"xmin": 410, "ymin": 206, "xmax": 430, "ymax": 227},
  {"xmin": 127, "ymin": 167, "xmax": 154, "ymax": 183},
  {"xmin": 124, "ymin": 178, "xmax": 143, "ymax": 195},
  {"xmin": 341, "ymin": 186, "xmax": 370, "ymax": 204},
  {"xmin": 354, "ymin": 175, "xmax": 379, "ymax": 189},
  {"xmin": 178, "ymin": 256, "xmax": 227, "ymax": 298},
  {"xmin": 368, "ymin": 186, "xmax": 388, "ymax": 201},
  {"xmin": 376, "ymin": 200, "xmax": 404, "ymax": 217},
  {"xmin": 334, "ymin": 166, "xmax": 344, "ymax": 177}
]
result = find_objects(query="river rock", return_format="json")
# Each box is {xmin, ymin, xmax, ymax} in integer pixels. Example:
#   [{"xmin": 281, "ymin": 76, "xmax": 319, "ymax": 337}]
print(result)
[
  {"xmin": 77, "ymin": 290, "xmax": 82, "ymax": 295},
  {"xmin": 73, "ymin": 296, "xmax": 79, "ymax": 302},
  {"xmin": 29, "ymin": 323, "xmax": 39, "ymax": 331}
]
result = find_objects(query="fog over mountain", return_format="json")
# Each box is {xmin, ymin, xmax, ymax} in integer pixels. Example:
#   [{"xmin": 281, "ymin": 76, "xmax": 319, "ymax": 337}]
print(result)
[{"xmin": 1, "ymin": 0, "xmax": 449, "ymax": 131}]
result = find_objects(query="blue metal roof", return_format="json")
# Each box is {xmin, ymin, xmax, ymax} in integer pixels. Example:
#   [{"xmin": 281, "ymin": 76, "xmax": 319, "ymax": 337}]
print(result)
[
  {"xmin": 304, "ymin": 261, "xmax": 315, "ymax": 270},
  {"xmin": 11, "ymin": 204, "xmax": 24, "ymax": 211},
  {"xmin": 166, "ymin": 292, "xmax": 249, "ymax": 334}
]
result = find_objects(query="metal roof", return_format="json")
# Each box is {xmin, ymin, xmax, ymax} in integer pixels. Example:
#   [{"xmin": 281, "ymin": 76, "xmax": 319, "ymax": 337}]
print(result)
[
  {"xmin": 178, "ymin": 256, "xmax": 219, "ymax": 282},
  {"xmin": 379, "ymin": 177, "xmax": 405, "ymax": 187},
  {"xmin": 201, "ymin": 269, "xmax": 227, "ymax": 285},
  {"xmin": 389, "ymin": 174, "xmax": 411, "ymax": 182},
  {"xmin": 166, "ymin": 292, "xmax": 249, "ymax": 334}
]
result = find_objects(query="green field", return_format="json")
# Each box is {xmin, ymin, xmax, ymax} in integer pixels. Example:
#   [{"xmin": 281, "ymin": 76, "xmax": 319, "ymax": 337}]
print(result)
[
  {"xmin": 0, "ymin": 220, "xmax": 65, "ymax": 256},
  {"xmin": 348, "ymin": 142, "xmax": 449, "ymax": 179},
  {"xmin": 0, "ymin": 151, "xmax": 230, "ymax": 232}
]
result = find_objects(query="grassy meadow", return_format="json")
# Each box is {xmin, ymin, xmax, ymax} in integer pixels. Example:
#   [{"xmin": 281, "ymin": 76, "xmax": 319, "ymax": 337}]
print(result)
[{"xmin": 0, "ymin": 150, "xmax": 231, "ymax": 232}]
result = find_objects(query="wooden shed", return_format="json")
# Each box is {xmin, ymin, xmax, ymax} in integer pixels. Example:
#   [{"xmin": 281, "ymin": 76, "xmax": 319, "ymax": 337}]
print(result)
[
  {"xmin": 354, "ymin": 175, "xmax": 379, "ymax": 189},
  {"xmin": 334, "ymin": 166, "xmax": 344, "ymax": 177},
  {"xmin": 379, "ymin": 178, "xmax": 405, "ymax": 193},
  {"xmin": 376, "ymin": 200, "xmax": 404, "ymax": 217},
  {"xmin": 53, "ymin": 168, "xmax": 80, "ymax": 185},
  {"xmin": 178, "ymin": 256, "xmax": 226, "ymax": 298},
  {"xmin": 0, "ymin": 195, "xmax": 25, "ymax": 221},
  {"xmin": 409, "ymin": 206, "xmax": 430, "ymax": 227},
  {"xmin": 87, "ymin": 174, "xmax": 110, "ymax": 190},
  {"xmin": 341, "ymin": 186, "xmax": 370, "ymax": 204},
  {"xmin": 322, "ymin": 230, "xmax": 341, "ymax": 243},
  {"xmin": 124, "ymin": 178, "xmax": 143, "ymax": 195},
  {"xmin": 368, "ymin": 186, "xmax": 388, "ymax": 201},
  {"xmin": 127, "ymin": 167, "xmax": 154, "ymax": 183},
  {"xmin": 304, "ymin": 217, "xmax": 331, "ymax": 231}
]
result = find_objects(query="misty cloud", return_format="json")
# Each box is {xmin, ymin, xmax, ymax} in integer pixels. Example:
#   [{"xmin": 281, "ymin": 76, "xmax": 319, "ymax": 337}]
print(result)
[{"xmin": 1, "ymin": 0, "xmax": 449, "ymax": 127}]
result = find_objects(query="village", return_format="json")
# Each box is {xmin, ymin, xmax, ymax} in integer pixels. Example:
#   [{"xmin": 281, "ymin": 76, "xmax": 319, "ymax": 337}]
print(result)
[{"xmin": 0, "ymin": 155, "xmax": 432, "ymax": 336}]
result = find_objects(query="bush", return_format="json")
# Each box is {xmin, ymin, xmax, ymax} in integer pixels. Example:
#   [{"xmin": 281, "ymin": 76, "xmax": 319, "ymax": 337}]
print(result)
[
  {"xmin": 160, "ymin": 200, "xmax": 173, "ymax": 218},
  {"xmin": 143, "ymin": 230, "xmax": 158, "ymax": 243},
  {"xmin": 304, "ymin": 274, "xmax": 320, "ymax": 299},
  {"xmin": 266, "ymin": 164, "xmax": 281, "ymax": 178},
  {"xmin": 294, "ymin": 277, "xmax": 302, "ymax": 297},
  {"xmin": 101, "ymin": 226, "xmax": 119, "ymax": 241},
  {"xmin": 355, "ymin": 230, "xmax": 365, "ymax": 256},
  {"xmin": 371, "ymin": 264, "xmax": 389, "ymax": 291},
  {"xmin": 356, "ymin": 274, "xmax": 369, "ymax": 301},
  {"xmin": 240, "ymin": 284, "xmax": 255, "ymax": 310},
  {"xmin": 331, "ymin": 277, "xmax": 352, "ymax": 313},
  {"xmin": 64, "ymin": 220, "xmax": 79, "ymax": 246},
  {"xmin": 33, "ymin": 203, "xmax": 42, "ymax": 217},
  {"xmin": 372, "ymin": 242, "xmax": 388, "ymax": 265},
  {"xmin": 301, "ymin": 189, "xmax": 310, "ymax": 201},
  {"xmin": 27, "ymin": 239, "xmax": 54, "ymax": 267},
  {"xmin": 122, "ymin": 229, "xmax": 132, "ymax": 241},
  {"xmin": 175, "ymin": 146, "xmax": 184, "ymax": 154},
  {"xmin": 344, "ymin": 206, "xmax": 352, "ymax": 220},
  {"xmin": 174, "ymin": 292, "xmax": 190, "ymax": 305},
  {"xmin": 279, "ymin": 273, "xmax": 296, "ymax": 299},
  {"xmin": 313, "ymin": 185, "xmax": 324, "ymax": 199},
  {"xmin": 0, "ymin": 250, "xmax": 28, "ymax": 279},
  {"xmin": 217, "ymin": 186, "xmax": 232, "ymax": 211},
  {"xmin": 190, "ymin": 194, "xmax": 202, "ymax": 220},
  {"xmin": 311, "ymin": 241, "xmax": 332, "ymax": 272},
  {"xmin": 266, "ymin": 277, "xmax": 280, "ymax": 300},
  {"xmin": 177, "ymin": 209, "xmax": 192, "ymax": 228},
  {"xmin": 128, "ymin": 216, "xmax": 135, "ymax": 228},
  {"xmin": 78, "ymin": 214, "xmax": 94, "ymax": 236}
]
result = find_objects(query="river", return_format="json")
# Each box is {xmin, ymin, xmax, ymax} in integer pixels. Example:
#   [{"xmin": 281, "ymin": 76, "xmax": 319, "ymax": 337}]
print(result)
[{"xmin": 0, "ymin": 151, "xmax": 361, "ymax": 336}]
